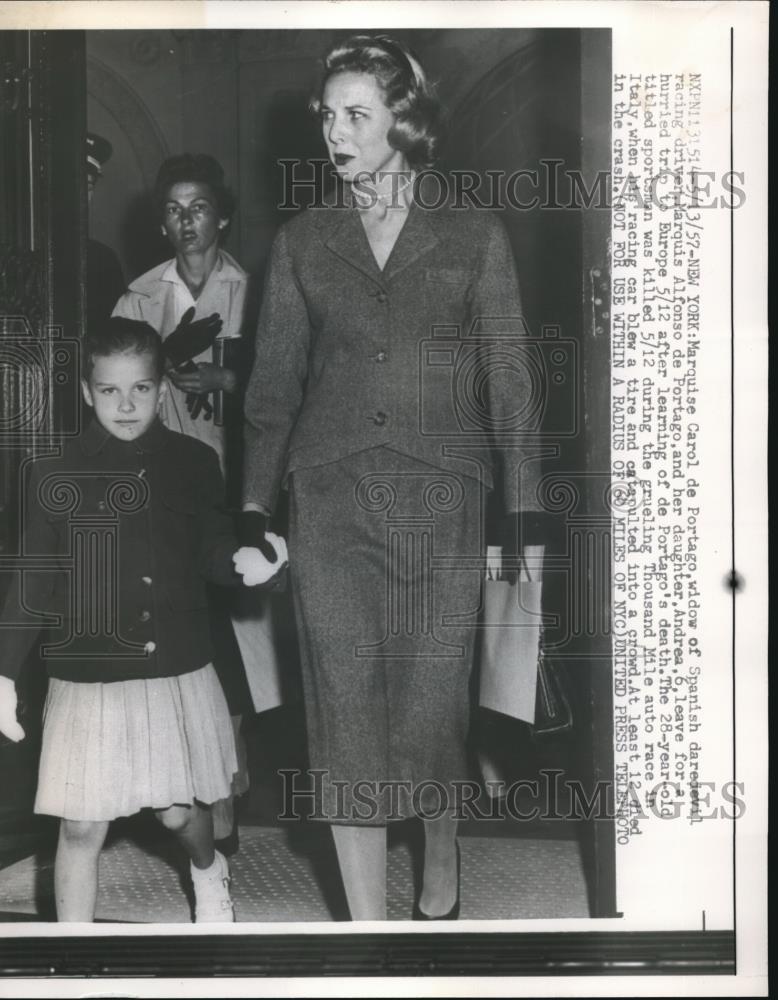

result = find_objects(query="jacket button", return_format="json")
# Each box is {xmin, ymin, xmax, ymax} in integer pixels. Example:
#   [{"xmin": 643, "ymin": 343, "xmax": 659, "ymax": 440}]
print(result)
[
  {"xmin": 371, "ymin": 411, "xmax": 387, "ymax": 426},
  {"xmin": 141, "ymin": 576, "xmax": 152, "ymax": 586},
  {"xmin": 375, "ymin": 351, "xmax": 388, "ymax": 363},
  {"xmin": 139, "ymin": 610, "xmax": 151, "ymax": 622},
  {"xmin": 144, "ymin": 641, "xmax": 156, "ymax": 654},
  {"xmin": 375, "ymin": 292, "xmax": 387, "ymax": 304}
]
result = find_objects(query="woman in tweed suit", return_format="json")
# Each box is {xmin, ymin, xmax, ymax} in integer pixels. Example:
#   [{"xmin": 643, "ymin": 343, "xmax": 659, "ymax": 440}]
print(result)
[{"xmin": 240, "ymin": 35, "xmax": 542, "ymax": 919}]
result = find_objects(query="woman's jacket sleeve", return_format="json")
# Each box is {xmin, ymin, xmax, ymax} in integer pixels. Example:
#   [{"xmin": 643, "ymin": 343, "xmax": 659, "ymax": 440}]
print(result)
[
  {"xmin": 470, "ymin": 217, "xmax": 545, "ymax": 516},
  {"xmin": 242, "ymin": 227, "xmax": 311, "ymax": 514}
]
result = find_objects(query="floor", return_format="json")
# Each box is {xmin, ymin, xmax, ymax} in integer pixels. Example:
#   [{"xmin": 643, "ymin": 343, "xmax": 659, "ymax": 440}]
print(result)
[
  {"xmin": 0, "ymin": 707, "xmax": 591, "ymax": 923},
  {"xmin": 0, "ymin": 820, "xmax": 589, "ymax": 923}
]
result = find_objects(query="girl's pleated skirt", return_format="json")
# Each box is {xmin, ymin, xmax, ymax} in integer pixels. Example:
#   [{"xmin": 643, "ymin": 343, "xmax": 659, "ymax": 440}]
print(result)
[{"xmin": 34, "ymin": 663, "xmax": 238, "ymax": 822}]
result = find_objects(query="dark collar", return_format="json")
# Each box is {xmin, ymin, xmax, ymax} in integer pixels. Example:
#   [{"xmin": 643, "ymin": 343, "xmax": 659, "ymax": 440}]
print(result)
[{"xmin": 79, "ymin": 418, "xmax": 169, "ymax": 457}]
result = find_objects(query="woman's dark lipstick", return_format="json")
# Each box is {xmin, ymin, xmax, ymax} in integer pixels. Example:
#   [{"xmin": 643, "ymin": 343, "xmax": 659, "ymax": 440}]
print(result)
[{"xmin": 334, "ymin": 154, "xmax": 354, "ymax": 166}]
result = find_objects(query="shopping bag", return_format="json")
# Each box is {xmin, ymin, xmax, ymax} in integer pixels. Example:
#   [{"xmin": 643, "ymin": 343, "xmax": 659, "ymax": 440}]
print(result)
[
  {"xmin": 478, "ymin": 555, "xmax": 543, "ymax": 725},
  {"xmin": 230, "ymin": 589, "xmax": 299, "ymax": 714}
]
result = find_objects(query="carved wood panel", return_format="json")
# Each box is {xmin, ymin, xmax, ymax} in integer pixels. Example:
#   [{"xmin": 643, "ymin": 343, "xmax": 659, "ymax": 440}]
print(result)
[{"xmin": 0, "ymin": 29, "xmax": 86, "ymax": 832}]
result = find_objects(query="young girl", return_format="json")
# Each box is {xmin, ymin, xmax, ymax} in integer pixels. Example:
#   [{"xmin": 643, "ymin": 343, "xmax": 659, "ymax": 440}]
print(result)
[{"xmin": 0, "ymin": 318, "xmax": 281, "ymax": 922}]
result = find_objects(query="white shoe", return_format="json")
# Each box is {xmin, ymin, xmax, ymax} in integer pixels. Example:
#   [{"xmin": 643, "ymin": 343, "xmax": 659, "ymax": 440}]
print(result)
[{"xmin": 191, "ymin": 850, "xmax": 235, "ymax": 923}]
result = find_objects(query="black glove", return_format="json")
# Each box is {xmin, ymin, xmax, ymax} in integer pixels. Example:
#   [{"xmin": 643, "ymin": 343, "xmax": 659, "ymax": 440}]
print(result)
[
  {"xmin": 163, "ymin": 308, "xmax": 221, "ymax": 422},
  {"xmin": 162, "ymin": 306, "xmax": 223, "ymax": 368},
  {"xmin": 171, "ymin": 360, "xmax": 214, "ymax": 421},
  {"xmin": 188, "ymin": 393, "xmax": 213, "ymax": 421},
  {"xmin": 237, "ymin": 511, "xmax": 278, "ymax": 564}
]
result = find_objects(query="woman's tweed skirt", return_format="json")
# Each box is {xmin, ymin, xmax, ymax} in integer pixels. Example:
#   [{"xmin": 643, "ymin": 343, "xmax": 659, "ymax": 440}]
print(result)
[{"xmin": 288, "ymin": 446, "xmax": 484, "ymax": 825}]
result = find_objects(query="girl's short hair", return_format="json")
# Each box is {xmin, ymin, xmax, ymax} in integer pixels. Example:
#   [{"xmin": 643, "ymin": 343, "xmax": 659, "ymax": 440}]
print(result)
[
  {"xmin": 153, "ymin": 153, "xmax": 236, "ymax": 223},
  {"xmin": 83, "ymin": 318, "xmax": 164, "ymax": 380},
  {"xmin": 309, "ymin": 35, "xmax": 446, "ymax": 170}
]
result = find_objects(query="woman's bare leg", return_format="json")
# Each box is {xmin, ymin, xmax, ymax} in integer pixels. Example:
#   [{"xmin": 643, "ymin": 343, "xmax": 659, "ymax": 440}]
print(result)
[
  {"xmin": 55, "ymin": 819, "xmax": 110, "ymax": 921},
  {"xmin": 419, "ymin": 812, "xmax": 458, "ymax": 917},
  {"xmin": 331, "ymin": 824, "xmax": 387, "ymax": 920}
]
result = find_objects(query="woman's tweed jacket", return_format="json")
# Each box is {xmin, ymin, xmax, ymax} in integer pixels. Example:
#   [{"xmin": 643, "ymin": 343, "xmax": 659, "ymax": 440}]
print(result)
[{"xmin": 243, "ymin": 193, "xmax": 543, "ymax": 517}]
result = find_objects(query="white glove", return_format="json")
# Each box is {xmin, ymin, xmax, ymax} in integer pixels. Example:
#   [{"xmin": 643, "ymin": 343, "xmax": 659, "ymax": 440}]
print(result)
[
  {"xmin": 232, "ymin": 533, "xmax": 288, "ymax": 587},
  {"xmin": 0, "ymin": 676, "xmax": 25, "ymax": 742}
]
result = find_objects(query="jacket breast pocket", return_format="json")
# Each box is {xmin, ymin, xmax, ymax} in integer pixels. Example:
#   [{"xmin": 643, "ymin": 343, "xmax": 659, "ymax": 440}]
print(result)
[
  {"xmin": 425, "ymin": 267, "xmax": 470, "ymax": 285},
  {"xmin": 424, "ymin": 267, "xmax": 472, "ymax": 323}
]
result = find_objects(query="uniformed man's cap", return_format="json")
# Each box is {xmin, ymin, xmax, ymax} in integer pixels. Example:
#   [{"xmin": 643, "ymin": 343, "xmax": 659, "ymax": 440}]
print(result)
[{"xmin": 86, "ymin": 132, "xmax": 113, "ymax": 179}]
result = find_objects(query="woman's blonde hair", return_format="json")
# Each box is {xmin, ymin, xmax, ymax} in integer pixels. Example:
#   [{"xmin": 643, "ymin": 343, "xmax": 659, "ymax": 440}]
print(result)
[{"xmin": 309, "ymin": 35, "xmax": 446, "ymax": 170}]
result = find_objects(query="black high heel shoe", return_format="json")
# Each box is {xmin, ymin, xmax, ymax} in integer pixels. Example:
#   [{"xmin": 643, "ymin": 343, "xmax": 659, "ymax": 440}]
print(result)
[{"xmin": 412, "ymin": 842, "xmax": 461, "ymax": 920}]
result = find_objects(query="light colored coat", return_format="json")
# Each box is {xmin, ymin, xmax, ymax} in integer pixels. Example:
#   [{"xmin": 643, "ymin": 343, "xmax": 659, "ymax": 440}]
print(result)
[{"xmin": 112, "ymin": 250, "xmax": 248, "ymax": 469}]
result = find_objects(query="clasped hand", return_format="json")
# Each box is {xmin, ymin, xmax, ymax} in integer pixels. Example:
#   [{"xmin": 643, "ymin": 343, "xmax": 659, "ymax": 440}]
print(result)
[
  {"xmin": 233, "ymin": 533, "xmax": 288, "ymax": 587},
  {"xmin": 0, "ymin": 676, "xmax": 25, "ymax": 743},
  {"xmin": 485, "ymin": 544, "xmax": 545, "ymax": 583}
]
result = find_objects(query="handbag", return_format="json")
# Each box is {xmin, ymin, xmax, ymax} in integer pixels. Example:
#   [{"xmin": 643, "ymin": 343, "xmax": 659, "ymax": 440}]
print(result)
[{"xmin": 531, "ymin": 629, "xmax": 573, "ymax": 738}]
